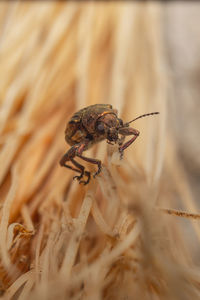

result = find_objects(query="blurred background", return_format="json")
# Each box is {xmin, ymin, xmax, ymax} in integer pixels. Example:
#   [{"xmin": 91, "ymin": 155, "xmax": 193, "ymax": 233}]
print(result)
[
  {"xmin": 0, "ymin": 1, "xmax": 200, "ymax": 299},
  {"xmin": 164, "ymin": 2, "xmax": 200, "ymax": 203}
]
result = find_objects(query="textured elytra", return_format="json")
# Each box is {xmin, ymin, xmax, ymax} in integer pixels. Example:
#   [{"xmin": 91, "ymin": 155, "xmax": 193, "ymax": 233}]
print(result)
[{"xmin": 65, "ymin": 104, "xmax": 115, "ymax": 146}]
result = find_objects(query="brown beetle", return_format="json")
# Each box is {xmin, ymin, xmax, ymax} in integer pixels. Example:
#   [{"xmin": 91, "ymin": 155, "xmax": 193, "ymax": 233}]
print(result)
[{"xmin": 60, "ymin": 104, "xmax": 159, "ymax": 184}]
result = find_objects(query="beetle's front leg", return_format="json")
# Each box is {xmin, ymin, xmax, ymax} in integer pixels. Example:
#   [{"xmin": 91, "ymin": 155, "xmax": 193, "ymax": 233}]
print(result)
[
  {"xmin": 60, "ymin": 147, "xmax": 82, "ymax": 175},
  {"xmin": 118, "ymin": 127, "xmax": 140, "ymax": 159},
  {"xmin": 71, "ymin": 158, "xmax": 89, "ymax": 183},
  {"xmin": 60, "ymin": 140, "xmax": 90, "ymax": 184}
]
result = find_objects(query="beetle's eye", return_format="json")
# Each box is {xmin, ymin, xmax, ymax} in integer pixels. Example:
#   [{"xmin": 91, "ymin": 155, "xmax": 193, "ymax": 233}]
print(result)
[{"xmin": 97, "ymin": 123, "xmax": 105, "ymax": 133}]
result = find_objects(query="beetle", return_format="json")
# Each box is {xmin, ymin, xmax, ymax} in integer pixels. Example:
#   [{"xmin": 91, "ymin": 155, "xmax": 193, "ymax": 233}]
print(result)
[{"xmin": 60, "ymin": 104, "xmax": 159, "ymax": 185}]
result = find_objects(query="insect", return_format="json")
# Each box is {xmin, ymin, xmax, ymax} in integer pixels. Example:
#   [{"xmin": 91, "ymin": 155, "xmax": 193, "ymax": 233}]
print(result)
[{"xmin": 60, "ymin": 104, "xmax": 159, "ymax": 185}]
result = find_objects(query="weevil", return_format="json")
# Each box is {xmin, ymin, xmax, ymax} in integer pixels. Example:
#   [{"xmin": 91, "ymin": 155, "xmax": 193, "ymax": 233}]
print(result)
[{"xmin": 60, "ymin": 104, "xmax": 159, "ymax": 184}]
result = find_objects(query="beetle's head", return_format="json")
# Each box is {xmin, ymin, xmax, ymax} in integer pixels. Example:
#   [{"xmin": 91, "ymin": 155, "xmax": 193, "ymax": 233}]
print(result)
[
  {"xmin": 96, "ymin": 113, "xmax": 123, "ymax": 142},
  {"xmin": 96, "ymin": 111, "xmax": 159, "ymax": 142}
]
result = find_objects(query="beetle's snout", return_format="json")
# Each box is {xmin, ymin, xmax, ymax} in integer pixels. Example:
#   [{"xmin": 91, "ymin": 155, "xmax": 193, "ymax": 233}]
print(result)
[{"xmin": 107, "ymin": 127, "xmax": 118, "ymax": 142}]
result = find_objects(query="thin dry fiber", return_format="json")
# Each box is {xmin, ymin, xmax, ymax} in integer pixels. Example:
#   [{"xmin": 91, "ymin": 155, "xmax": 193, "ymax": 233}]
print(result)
[{"xmin": 0, "ymin": 2, "xmax": 199, "ymax": 300}]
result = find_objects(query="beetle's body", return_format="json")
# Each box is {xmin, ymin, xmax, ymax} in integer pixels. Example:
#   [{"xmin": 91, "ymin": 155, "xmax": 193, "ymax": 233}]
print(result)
[
  {"xmin": 65, "ymin": 104, "xmax": 118, "ymax": 148},
  {"xmin": 60, "ymin": 104, "xmax": 159, "ymax": 184}
]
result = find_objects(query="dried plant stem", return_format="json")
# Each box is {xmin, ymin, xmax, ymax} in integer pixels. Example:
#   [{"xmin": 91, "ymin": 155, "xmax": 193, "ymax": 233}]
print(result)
[
  {"xmin": 59, "ymin": 182, "xmax": 97, "ymax": 279},
  {"xmin": 159, "ymin": 207, "xmax": 200, "ymax": 220}
]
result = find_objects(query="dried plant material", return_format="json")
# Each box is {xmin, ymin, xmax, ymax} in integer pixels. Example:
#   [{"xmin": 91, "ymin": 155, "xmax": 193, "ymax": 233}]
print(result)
[
  {"xmin": 159, "ymin": 207, "xmax": 200, "ymax": 220},
  {"xmin": 0, "ymin": 1, "xmax": 200, "ymax": 300}
]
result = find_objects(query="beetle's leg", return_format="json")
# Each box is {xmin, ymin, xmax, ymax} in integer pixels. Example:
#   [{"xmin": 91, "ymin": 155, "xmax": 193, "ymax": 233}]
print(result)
[
  {"xmin": 106, "ymin": 140, "xmax": 114, "ymax": 146},
  {"xmin": 118, "ymin": 127, "xmax": 140, "ymax": 159},
  {"xmin": 71, "ymin": 158, "xmax": 85, "ymax": 181},
  {"xmin": 79, "ymin": 171, "xmax": 91, "ymax": 185},
  {"xmin": 76, "ymin": 154, "xmax": 102, "ymax": 178},
  {"xmin": 60, "ymin": 145, "xmax": 85, "ymax": 178},
  {"xmin": 60, "ymin": 141, "xmax": 91, "ymax": 184},
  {"xmin": 71, "ymin": 158, "xmax": 90, "ymax": 185},
  {"xmin": 60, "ymin": 150, "xmax": 81, "ymax": 174}
]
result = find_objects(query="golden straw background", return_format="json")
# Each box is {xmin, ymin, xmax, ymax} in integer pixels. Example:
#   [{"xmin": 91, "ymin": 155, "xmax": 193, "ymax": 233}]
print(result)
[{"xmin": 0, "ymin": 1, "xmax": 200, "ymax": 299}]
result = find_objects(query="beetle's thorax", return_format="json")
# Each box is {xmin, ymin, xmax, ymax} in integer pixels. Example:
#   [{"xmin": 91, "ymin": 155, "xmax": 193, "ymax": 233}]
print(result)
[{"xmin": 97, "ymin": 114, "xmax": 120, "ymax": 142}]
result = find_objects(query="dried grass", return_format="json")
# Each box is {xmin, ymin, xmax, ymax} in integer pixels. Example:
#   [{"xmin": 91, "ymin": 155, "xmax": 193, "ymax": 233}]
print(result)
[{"xmin": 0, "ymin": 1, "xmax": 200, "ymax": 299}]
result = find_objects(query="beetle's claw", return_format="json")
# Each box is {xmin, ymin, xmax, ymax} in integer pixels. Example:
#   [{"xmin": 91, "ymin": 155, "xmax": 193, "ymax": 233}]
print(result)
[
  {"xmin": 93, "ymin": 167, "xmax": 102, "ymax": 178},
  {"xmin": 79, "ymin": 171, "xmax": 91, "ymax": 185},
  {"xmin": 73, "ymin": 174, "xmax": 83, "ymax": 181},
  {"xmin": 79, "ymin": 180, "xmax": 88, "ymax": 185}
]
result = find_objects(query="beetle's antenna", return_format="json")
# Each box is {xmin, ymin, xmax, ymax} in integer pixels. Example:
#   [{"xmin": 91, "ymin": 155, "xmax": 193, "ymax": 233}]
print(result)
[{"xmin": 124, "ymin": 112, "xmax": 159, "ymax": 126}]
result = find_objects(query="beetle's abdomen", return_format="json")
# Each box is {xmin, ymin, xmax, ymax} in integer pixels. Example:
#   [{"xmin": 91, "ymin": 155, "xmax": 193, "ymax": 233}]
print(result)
[{"xmin": 65, "ymin": 121, "xmax": 87, "ymax": 146}]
